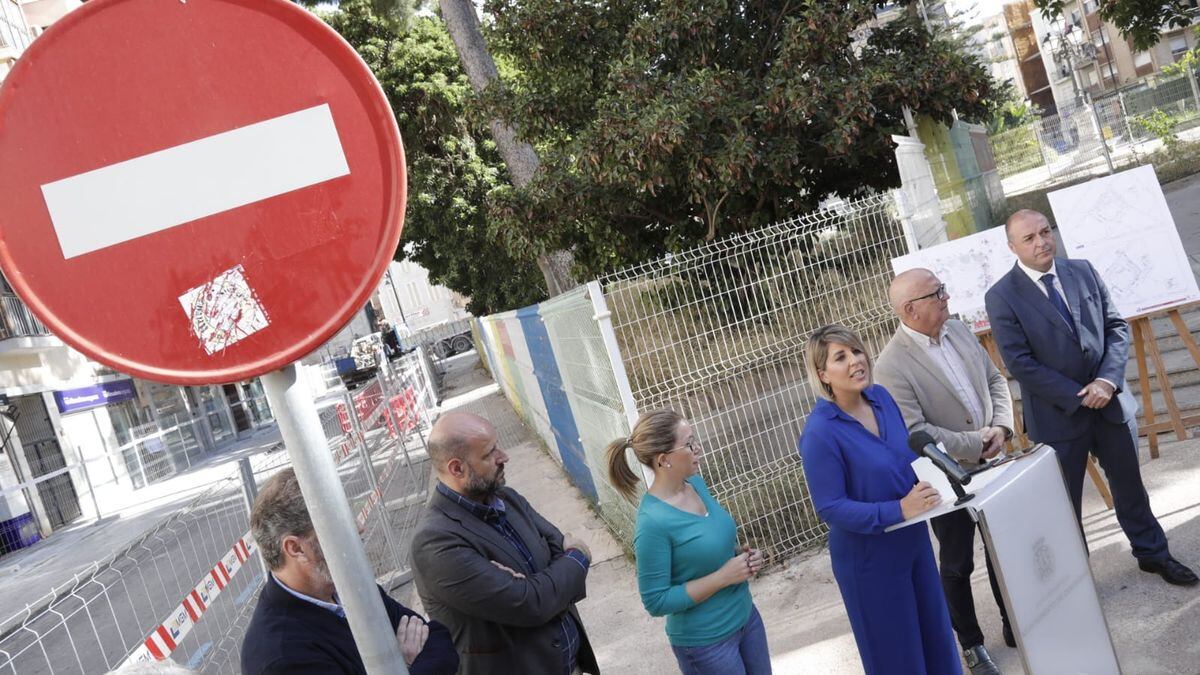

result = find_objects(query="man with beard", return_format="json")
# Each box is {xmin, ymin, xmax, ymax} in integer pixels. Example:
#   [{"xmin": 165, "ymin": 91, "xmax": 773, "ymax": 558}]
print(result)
[
  {"xmin": 241, "ymin": 468, "xmax": 458, "ymax": 674},
  {"xmin": 411, "ymin": 411, "xmax": 600, "ymax": 674}
]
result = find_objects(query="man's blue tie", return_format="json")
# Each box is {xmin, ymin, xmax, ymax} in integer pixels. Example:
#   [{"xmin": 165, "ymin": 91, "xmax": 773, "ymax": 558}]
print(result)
[{"xmin": 1040, "ymin": 273, "xmax": 1077, "ymax": 337}]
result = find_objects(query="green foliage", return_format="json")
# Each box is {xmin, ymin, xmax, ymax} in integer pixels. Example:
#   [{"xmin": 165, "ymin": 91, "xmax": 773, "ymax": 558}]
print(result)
[
  {"xmin": 985, "ymin": 80, "xmax": 1042, "ymax": 134},
  {"xmin": 313, "ymin": 0, "xmax": 545, "ymax": 314},
  {"xmin": 478, "ymin": 1, "xmax": 998, "ymax": 279},
  {"xmin": 1135, "ymin": 108, "xmax": 1183, "ymax": 153},
  {"xmin": 1033, "ymin": 1, "xmax": 1198, "ymax": 52}
]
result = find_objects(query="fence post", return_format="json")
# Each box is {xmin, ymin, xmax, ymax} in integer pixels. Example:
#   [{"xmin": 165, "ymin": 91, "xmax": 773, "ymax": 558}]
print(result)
[
  {"xmin": 1117, "ymin": 89, "xmax": 1136, "ymax": 145},
  {"xmin": 237, "ymin": 456, "xmax": 268, "ymax": 575},
  {"xmin": 586, "ymin": 280, "xmax": 652, "ymax": 486},
  {"xmin": 1187, "ymin": 66, "xmax": 1200, "ymax": 113},
  {"xmin": 353, "ymin": 398, "xmax": 405, "ymax": 577},
  {"xmin": 891, "ymin": 190, "xmax": 921, "ymax": 254},
  {"xmin": 77, "ymin": 457, "xmax": 102, "ymax": 522},
  {"xmin": 1087, "ymin": 98, "xmax": 1116, "ymax": 174}
]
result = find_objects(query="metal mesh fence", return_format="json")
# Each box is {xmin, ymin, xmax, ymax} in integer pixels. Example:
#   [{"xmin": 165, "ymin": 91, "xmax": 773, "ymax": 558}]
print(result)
[
  {"xmin": 538, "ymin": 288, "xmax": 639, "ymax": 547},
  {"xmin": 599, "ymin": 193, "xmax": 908, "ymax": 560},
  {"xmin": 0, "ymin": 354, "xmax": 434, "ymax": 674}
]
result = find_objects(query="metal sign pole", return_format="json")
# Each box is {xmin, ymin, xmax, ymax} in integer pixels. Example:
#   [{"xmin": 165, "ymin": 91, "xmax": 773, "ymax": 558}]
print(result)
[{"xmin": 261, "ymin": 364, "xmax": 408, "ymax": 675}]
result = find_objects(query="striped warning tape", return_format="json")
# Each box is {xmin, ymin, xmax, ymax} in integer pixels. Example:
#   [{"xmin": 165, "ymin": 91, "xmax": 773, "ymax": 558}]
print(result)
[{"xmin": 121, "ymin": 533, "xmax": 257, "ymax": 666}]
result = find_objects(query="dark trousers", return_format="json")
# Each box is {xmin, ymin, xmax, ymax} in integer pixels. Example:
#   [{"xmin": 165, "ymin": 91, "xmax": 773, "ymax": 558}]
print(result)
[
  {"xmin": 930, "ymin": 508, "xmax": 1010, "ymax": 650},
  {"xmin": 1050, "ymin": 414, "xmax": 1169, "ymax": 560}
]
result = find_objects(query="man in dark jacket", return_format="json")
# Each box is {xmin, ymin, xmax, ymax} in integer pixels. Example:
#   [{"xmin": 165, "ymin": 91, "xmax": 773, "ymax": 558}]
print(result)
[
  {"xmin": 241, "ymin": 468, "xmax": 459, "ymax": 674},
  {"xmin": 411, "ymin": 411, "xmax": 599, "ymax": 675}
]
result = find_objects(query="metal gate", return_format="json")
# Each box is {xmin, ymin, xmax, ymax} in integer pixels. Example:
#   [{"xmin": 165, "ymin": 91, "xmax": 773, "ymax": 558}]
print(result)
[{"xmin": 14, "ymin": 394, "xmax": 81, "ymax": 530}]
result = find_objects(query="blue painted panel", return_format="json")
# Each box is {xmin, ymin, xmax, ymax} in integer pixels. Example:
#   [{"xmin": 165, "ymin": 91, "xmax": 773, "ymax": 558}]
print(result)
[{"xmin": 516, "ymin": 307, "xmax": 599, "ymax": 503}]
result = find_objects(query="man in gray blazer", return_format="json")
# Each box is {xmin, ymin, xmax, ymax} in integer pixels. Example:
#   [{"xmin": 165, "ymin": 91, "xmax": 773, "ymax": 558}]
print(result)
[
  {"xmin": 410, "ymin": 411, "xmax": 599, "ymax": 675},
  {"xmin": 875, "ymin": 268, "xmax": 1013, "ymax": 675}
]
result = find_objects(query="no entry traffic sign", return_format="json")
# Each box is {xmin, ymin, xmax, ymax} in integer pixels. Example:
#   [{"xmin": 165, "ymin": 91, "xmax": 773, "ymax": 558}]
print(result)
[{"xmin": 0, "ymin": 0, "xmax": 406, "ymax": 384}]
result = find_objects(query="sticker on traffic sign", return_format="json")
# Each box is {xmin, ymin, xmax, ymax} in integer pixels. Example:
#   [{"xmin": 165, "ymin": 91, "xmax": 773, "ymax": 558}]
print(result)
[{"xmin": 0, "ymin": 0, "xmax": 406, "ymax": 384}]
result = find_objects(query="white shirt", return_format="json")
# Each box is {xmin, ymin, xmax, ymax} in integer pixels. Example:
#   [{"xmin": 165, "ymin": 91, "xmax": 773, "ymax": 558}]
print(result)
[
  {"xmin": 271, "ymin": 573, "xmax": 345, "ymax": 617},
  {"xmin": 1017, "ymin": 259, "xmax": 1068, "ymax": 309},
  {"xmin": 900, "ymin": 321, "xmax": 986, "ymax": 427}
]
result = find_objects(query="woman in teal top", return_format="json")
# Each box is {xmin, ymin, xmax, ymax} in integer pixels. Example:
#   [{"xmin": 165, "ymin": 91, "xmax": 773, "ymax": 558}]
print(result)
[{"xmin": 605, "ymin": 410, "xmax": 772, "ymax": 675}]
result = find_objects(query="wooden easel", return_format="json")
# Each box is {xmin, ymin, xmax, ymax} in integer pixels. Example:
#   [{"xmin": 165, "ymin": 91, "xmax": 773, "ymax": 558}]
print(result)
[
  {"xmin": 978, "ymin": 331, "xmax": 1115, "ymax": 510},
  {"xmin": 1129, "ymin": 301, "xmax": 1200, "ymax": 458}
]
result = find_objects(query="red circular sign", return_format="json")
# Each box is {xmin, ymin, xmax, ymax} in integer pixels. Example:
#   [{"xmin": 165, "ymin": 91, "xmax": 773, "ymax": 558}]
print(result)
[{"xmin": 0, "ymin": 0, "xmax": 405, "ymax": 385}]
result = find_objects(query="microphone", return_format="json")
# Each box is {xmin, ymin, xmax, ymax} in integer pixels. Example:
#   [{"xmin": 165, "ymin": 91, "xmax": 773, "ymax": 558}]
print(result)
[{"xmin": 908, "ymin": 431, "xmax": 972, "ymax": 487}]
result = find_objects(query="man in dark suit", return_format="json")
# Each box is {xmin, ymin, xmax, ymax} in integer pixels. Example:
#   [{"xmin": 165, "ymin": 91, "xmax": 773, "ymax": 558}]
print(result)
[
  {"xmin": 984, "ymin": 209, "xmax": 1196, "ymax": 586},
  {"xmin": 876, "ymin": 268, "xmax": 1013, "ymax": 673},
  {"xmin": 241, "ymin": 468, "xmax": 458, "ymax": 675},
  {"xmin": 411, "ymin": 411, "xmax": 599, "ymax": 674}
]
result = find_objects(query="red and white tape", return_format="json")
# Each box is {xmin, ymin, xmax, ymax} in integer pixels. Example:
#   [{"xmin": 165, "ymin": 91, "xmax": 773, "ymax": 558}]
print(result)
[{"xmin": 121, "ymin": 533, "xmax": 257, "ymax": 666}]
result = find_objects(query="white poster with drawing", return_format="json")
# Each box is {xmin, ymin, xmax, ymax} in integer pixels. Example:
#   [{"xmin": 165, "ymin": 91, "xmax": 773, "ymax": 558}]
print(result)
[
  {"xmin": 891, "ymin": 226, "xmax": 1016, "ymax": 332},
  {"xmin": 1047, "ymin": 164, "xmax": 1200, "ymax": 318}
]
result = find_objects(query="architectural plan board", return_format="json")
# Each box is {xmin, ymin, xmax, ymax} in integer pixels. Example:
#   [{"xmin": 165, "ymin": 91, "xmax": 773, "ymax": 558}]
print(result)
[
  {"xmin": 1048, "ymin": 164, "xmax": 1200, "ymax": 318},
  {"xmin": 891, "ymin": 225, "xmax": 1015, "ymax": 332}
]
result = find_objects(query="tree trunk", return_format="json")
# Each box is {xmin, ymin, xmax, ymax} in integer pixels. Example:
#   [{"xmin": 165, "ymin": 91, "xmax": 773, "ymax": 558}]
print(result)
[{"xmin": 438, "ymin": 0, "xmax": 576, "ymax": 296}]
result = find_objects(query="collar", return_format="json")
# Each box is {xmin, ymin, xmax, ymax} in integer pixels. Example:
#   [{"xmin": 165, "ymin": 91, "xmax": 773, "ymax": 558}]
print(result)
[
  {"xmin": 1017, "ymin": 258, "xmax": 1058, "ymax": 285},
  {"xmin": 899, "ymin": 320, "xmax": 948, "ymax": 347},
  {"xmin": 271, "ymin": 573, "xmax": 345, "ymax": 618},
  {"xmin": 436, "ymin": 480, "xmax": 507, "ymax": 524},
  {"xmin": 813, "ymin": 384, "xmax": 883, "ymax": 420}
]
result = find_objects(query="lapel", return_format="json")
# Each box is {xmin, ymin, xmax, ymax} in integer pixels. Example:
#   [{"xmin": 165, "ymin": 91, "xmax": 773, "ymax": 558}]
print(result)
[
  {"xmin": 432, "ymin": 487, "xmax": 540, "ymax": 571},
  {"xmin": 895, "ymin": 326, "xmax": 960, "ymax": 403},
  {"xmin": 1007, "ymin": 263, "xmax": 1077, "ymax": 338}
]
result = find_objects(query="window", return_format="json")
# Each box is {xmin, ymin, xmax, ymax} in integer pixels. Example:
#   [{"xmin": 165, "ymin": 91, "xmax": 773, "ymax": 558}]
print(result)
[
  {"xmin": 1084, "ymin": 69, "xmax": 1099, "ymax": 87},
  {"xmin": 1083, "ymin": 1, "xmax": 1098, "ymax": 12},
  {"xmin": 1134, "ymin": 51, "xmax": 1153, "ymax": 68},
  {"xmin": 1171, "ymin": 35, "xmax": 1189, "ymax": 59}
]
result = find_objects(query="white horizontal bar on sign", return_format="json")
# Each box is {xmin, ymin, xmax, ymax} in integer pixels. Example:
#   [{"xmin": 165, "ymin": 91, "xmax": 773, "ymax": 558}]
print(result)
[{"xmin": 41, "ymin": 104, "xmax": 351, "ymax": 259}]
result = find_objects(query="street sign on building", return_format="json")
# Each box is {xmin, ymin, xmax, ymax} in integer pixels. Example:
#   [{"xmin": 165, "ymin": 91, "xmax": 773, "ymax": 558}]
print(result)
[{"xmin": 0, "ymin": 0, "xmax": 406, "ymax": 385}]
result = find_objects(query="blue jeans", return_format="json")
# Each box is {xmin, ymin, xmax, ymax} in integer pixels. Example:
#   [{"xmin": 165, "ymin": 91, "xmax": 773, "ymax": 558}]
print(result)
[{"xmin": 670, "ymin": 605, "xmax": 772, "ymax": 675}]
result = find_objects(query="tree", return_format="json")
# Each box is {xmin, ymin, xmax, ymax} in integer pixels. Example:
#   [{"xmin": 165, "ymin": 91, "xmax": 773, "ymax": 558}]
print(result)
[
  {"xmin": 478, "ymin": 1, "xmax": 997, "ymax": 278},
  {"xmin": 313, "ymin": 0, "xmax": 545, "ymax": 314},
  {"xmin": 1032, "ymin": 1, "xmax": 1197, "ymax": 51},
  {"xmin": 439, "ymin": 0, "xmax": 577, "ymax": 296}
]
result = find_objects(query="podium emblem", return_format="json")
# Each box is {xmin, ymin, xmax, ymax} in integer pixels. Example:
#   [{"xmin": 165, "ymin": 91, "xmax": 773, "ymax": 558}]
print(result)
[{"xmin": 1033, "ymin": 536, "xmax": 1056, "ymax": 582}]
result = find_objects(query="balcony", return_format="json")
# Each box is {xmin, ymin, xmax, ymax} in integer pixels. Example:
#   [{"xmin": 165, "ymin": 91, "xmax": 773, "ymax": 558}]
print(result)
[{"xmin": 0, "ymin": 294, "xmax": 52, "ymax": 340}]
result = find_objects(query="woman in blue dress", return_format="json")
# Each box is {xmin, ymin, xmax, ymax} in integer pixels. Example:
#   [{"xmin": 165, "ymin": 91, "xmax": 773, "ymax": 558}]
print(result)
[{"xmin": 798, "ymin": 324, "xmax": 961, "ymax": 674}]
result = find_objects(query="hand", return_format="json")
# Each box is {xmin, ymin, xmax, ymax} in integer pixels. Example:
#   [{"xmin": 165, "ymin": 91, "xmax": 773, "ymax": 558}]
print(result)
[
  {"xmin": 563, "ymin": 533, "xmax": 592, "ymax": 562},
  {"xmin": 396, "ymin": 615, "xmax": 429, "ymax": 666},
  {"xmin": 900, "ymin": 481, "xmax": 942, "ymax": 520},
  {"xmin": 718, "ymin": 552, "xmax": 754, "ymax": 586},
  {"xmin": 1077, "ymin": 380, "xmax": 1114, "ymax": 409},
  {"xmin": 490, "ymin": 560, "xmax": 526, "ymax": 579},
  {"xmin": 742, "ymin": 545, "xmax": 765, "ymax": 575},
  {"xmin": 979, "ymin": 426, "xmax": 1005, "ymax": 460}
]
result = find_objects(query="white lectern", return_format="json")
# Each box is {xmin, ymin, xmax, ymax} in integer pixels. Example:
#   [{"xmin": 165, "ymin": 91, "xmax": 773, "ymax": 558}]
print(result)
[{"xmin": 888, "ymin": 446, "xmax": 1121, "ymax": 674}]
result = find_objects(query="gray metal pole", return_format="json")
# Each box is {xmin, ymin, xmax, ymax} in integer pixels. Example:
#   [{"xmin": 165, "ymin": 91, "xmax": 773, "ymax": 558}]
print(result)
[
  {"xmin": 261, "ymin": 364, "xmax": 408, "ymax": 675},
  {"xmin": 1087, "ymin": 96, "xmax": 1116, "ymax": 174},
  {"xmin": 237, "ymin": 456, "xmax": 269, "ymax": 576}
]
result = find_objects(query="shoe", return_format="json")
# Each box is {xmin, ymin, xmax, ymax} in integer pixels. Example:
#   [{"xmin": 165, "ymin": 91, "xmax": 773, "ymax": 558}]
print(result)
[
  {"xmin": 1138, "ymin": 556, "xmax": 1199, "ymax": 586},
  {"xmin": 1001, "ymin": 621, "xmax": 1016, "ymax": 649},
  {"xmin": 964, "ymin": 645, "xmax": 1002, "ymax": 675}
]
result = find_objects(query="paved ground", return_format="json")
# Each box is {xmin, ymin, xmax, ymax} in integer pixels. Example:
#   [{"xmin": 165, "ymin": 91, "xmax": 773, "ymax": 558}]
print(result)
[{"xmin": 427, "ymin": 354, "xmax": 1200, "ymax": 674}]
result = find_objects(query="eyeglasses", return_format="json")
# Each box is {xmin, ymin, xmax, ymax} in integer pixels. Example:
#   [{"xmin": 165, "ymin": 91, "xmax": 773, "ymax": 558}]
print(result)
[
  {"xmin": 670, "ymin": 438, "xmax": 701, "ymax": 454},
  {"xmin": 908, "ymin": 283, "xmax": 947, "ymax": 304}
]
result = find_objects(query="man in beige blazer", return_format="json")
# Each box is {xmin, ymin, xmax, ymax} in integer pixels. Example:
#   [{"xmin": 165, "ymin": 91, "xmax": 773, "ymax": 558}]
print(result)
[{"xmin": 874, "ymin": 268, "xmax": 1014, "ymax": 675}]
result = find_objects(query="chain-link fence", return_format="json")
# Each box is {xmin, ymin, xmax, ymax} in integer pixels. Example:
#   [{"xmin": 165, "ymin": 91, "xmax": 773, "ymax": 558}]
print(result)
[
  {"xmin": 0, "ymin": 353, "xmax": 434, "ymax": 674},
  {"xmin": 990, "ymin": 67, "xmax": 1200, "ymax": 201},
  {"xmin": 597, "ymin": 193, "xmax": 908, "ymax": 561}
]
